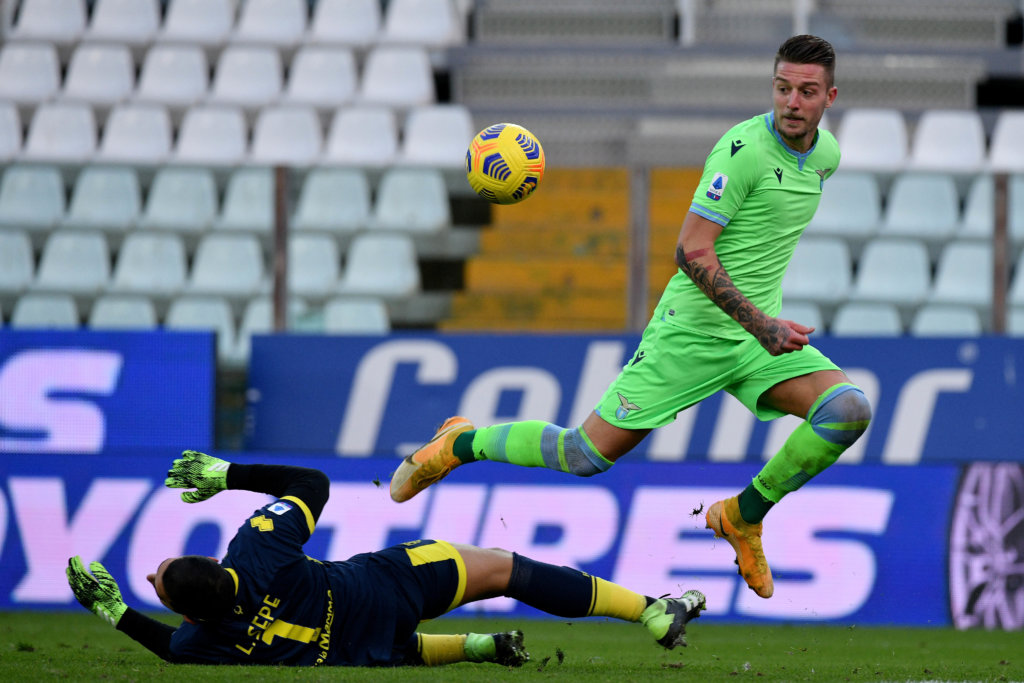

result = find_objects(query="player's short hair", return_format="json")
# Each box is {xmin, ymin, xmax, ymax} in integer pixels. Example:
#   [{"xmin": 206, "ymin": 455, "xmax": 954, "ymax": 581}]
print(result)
[
  {"xmin": 162, "ymin": 556, "xmax": 235, "ymax": 621},
  {"xmin": 774, "ymin": 34, "xmax": 836, "ymax": 87}
]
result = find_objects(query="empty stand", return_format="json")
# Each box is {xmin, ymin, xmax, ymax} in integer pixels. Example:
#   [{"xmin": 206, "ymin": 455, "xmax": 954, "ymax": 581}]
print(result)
[
  {"xmin": 207, "ymin": 45, "xmax": 283, "ymax": 115},
  {"xmin": 165, "ymin": 295, "xmax": 238, "ymax": 363},
  {"xmin": 877, "ymin": 172, "xmax": 959, "ymax": 249},
  {"xmin": 307, "ymin": 0, "xmax": 382, "ymax": 49},
  {"xmin": 830, "ymin": 302, "xmax": 903, "ymax": 337},
  {"xmin": 908, "ymin": 109, "xmax": 986, "ymax": 176},
  {"xmin": 0, "ymin": 102, "xmax": 22, "ymax": 162},
  {"xmin": 369, "ymin": 167, "xmax": 452, "ymax": 234},
  {"xmin": 323, "ymin": 106, "xmax": 399, "ymax": 167},
  {"xmin": 323, "ymin": 296, "xmax": 391, "ymax": 334},
  {"xmin": 337, "ymin": 233, "xmax": 421, "ymax": 297},
  {"xmin": 60, "ymin": 43, "xmax": 135, "ymax": 119},
  {"xmin": 157, "ymin": 0, "xmax": 236, "ymax": 56},
  {"xmin": 399, "ymin": 104, "xmax": 474, "ymax": 169},
  {"xmin": 0, "ymin": 165, "xmax": 66, "ymax": 246},
  {"xmin": 778, "ymin": 299, "xmax": 824, "ymax": 332},
  {"xmin": 21, "ymin": 101, "xmax": 97, "ymax": 164},
  {"xmin": 186, "ymin": 234, "xmax": 265, "ymax": 303},
  {"xmin": 233, "ymin": 296, "xmax": 309, "ymax": 365},
  {"xmin": 108, "ymin": 232, "xmax": 188, "ymax": 300},
  {"xmin": 780, "ymin": 237, "xmax": 852, "ymax": 304},
  {"xmin": 357, "ymin": 46, "xmax": 435, "ymax": 110},
  {"xmin": 288, "ymin": 233, "xmax": 341, "ymax": 300},
  {"xmin": 380, "ymin": 0, "xmax": 464, "ymax": 51},
  {"xmin": 249, "ymin": 106, "xmax": 323, "ymax": 167},
  {"xmin": 96, "ymin": 103, "xmax": 173, "ymax": 165},
  {"xmin": 31, "ymin": 230, "xmax": 110, "ymax": 303},
  {"xmin": 928, "ymin": 241, "xmax": 993, "ymax": 315},
  {"xmin": 173, "ymin": 105, "xmax": 248, "ymax": 167},
  {"xmin": 282, "ymin": 46, "xmax": 358, "ymax": 115},
  {"xmin": 848, "ymin": 238, "xmax": 931, "ymax": 310},
  {"xmin": 804, "ymin": 171, "xmax": 880, "ymax": 246},
  {"xmin": 989, "ymin": 111, "xmax": 1024, "ymax": 173},
  {"xmin": 0, "ymin": 230, "xmax": 34, "ymax": 304},
  {"xmin": 138, "ymin": 167, "xmax": 218, "ymax": 240},
  {"xmin": 215, "ymin": 168, "xmax": 274, "ymax": 234},
  {"xmin": 7, "ymin": 0, "xmax": 86, "ymax": 53},
  {"xmin": 835, "ymin": 108, "xmax": 908, "ymax": 175},
  {"xmin": 0, "ymin": 42, "xmax": 61, "ymax": 121},
  {"xmin": 10, "ymin": 293, "xmax": 79, "ymax": 328},
  {"xmin": 230, "ymin": 0, "xmax": 307, "ymax": 51},
  {"xmin": 956, "ymin": 174, "xmax": 994, "ymax": 240},
  {"xmin": 88, "ymin": 294, "xmax": 158, "ymax": 330},
  {"xmin": 82, "ymin": 0, "xmax": 161, "ymax": 57},
  {"xmin": 910, "ymin": 305, "xmax": 984, "ymax": 337},
  {"xmin": 291, "ymin": 167, "xmax": 371, "ymax": 235},
  {"xmin": 134, "ymin": 44, "xmax": 210, "ymax": 119},
  {"xmin": 61, "ymin": 165, "xmax": 142, "ymax": 241}
]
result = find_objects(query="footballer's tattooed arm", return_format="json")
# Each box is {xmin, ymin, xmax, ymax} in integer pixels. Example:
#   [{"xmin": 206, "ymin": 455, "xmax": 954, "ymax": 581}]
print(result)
[{"xmin": 676, "ymin": 244, "xmax": 792, "ymax": 355}]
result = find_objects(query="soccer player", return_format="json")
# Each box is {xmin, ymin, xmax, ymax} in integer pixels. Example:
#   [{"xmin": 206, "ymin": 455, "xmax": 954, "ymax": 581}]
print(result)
[
  {"xmin": 390, "ymin": 35, "xmax": 871, "ymax": 601},
  {"xmin": 66, "ymin": 450, "xmax": 706, "ymax": 667}
]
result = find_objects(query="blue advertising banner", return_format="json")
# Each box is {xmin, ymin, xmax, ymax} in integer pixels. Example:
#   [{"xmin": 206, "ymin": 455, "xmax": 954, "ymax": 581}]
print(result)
[
  {"xmin": 245, "ymin": 334, "xmax": 1024, "ymax": 464},
  {"xmin": 0, "ymin": 455, "xmax": 959, "ymax": 626},
  {"xmin": 0, "ymin": 330, "xmax": 215, "ymax": 455}
]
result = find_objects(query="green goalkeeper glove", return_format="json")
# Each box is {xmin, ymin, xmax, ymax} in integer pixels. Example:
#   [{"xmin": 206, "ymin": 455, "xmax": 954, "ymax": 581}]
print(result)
[
  {"xmin": 66, "ymin": 556, "xmax": 127, "ymax": 627},
  {"xmin": 165, "ymin": 450, "xmax": 230, "ymax": 503}
]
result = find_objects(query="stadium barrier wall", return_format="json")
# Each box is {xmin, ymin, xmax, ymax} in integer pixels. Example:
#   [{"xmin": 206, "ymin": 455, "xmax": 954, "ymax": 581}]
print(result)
[
  {"xmin": 3, "ymin": 454, "xmax": 1008, "ymax": 628},
  {"xmin": 246, "ymin": 334, "xmax": 1023, "ymax": 465}
]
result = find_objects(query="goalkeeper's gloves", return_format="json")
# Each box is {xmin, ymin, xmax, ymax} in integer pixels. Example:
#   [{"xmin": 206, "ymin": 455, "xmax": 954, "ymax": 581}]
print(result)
[
  {"xmin": 66, "ymin": 556, "xmax": 128, "ymax": 627},
  {"xmin": 165, "ymin": 449, "xmax": 230, "ymax": 503}
]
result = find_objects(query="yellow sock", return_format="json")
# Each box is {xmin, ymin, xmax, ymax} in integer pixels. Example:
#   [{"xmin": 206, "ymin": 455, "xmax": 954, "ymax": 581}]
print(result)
[
  {"xmin": 417, "ymin": 633, "xmax": 468, "ymax": 666},
  {"xmin": 590, "ymin": 576, "xmax": 646, "ymax": 622}
]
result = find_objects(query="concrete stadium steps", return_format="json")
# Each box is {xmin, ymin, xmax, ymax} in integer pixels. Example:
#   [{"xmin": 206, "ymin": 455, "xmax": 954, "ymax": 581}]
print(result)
[{"xmin": 441, "ymin": 168, "xmax": 699, "ymax": 331}]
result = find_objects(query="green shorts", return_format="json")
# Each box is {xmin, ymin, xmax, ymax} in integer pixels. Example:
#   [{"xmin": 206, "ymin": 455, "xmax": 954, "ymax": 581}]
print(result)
[{"xmin": 595, "ymin": 310, "xmax": 840, "ymax": 428}]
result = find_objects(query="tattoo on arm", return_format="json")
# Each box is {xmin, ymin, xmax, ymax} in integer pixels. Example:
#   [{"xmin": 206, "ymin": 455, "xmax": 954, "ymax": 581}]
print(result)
[{"xmin": 676, "ymin": 245, "xmax": 788, "ymax": 350}]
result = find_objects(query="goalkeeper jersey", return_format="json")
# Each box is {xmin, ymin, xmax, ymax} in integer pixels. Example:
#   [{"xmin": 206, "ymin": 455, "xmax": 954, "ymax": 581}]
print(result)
[{"xmin": 656, "ymin": 111, "xmax": 840, "ymax": 339}]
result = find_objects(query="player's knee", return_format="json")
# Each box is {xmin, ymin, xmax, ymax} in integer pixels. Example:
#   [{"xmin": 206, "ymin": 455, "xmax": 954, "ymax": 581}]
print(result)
[
  {"xmin": 809, "ymin": 385, "xmax": 871, "ymax": 447},
  {"xmin": 563, "ymin": 427, "xmax": 612, "ymax": 477}
]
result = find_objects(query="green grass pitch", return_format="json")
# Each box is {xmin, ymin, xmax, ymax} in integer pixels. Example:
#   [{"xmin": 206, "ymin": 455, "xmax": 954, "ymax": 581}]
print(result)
[{"xmin": 1, "ymin": 612, "xmax": 1021, "ymax": 682}]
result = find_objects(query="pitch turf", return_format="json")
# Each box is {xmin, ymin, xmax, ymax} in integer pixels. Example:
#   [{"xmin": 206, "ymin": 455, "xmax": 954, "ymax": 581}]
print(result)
[{"xmin": 1, "ymin": 612, "xmax": 1020, "ymax": 682}]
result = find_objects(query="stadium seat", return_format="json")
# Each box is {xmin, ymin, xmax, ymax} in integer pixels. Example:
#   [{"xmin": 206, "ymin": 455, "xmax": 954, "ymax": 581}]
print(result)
[
  {"xmin": 307, "ymin": 0, "xmax": 382, "ymax": 49},
  {"xmin": 88, "ymin": 294, "xmax": 158, "ymax": 330},
  {"xmin": 60, "ymin": 44, "xmax": 135, "ymax": 118},
  {"xmin": 108, "ymin": 232, "xmax": 188, "ymax": 300},
  {"xmin": 780, "ymin": 237, "xmax": 852, "ymax": 304},
  {"xmin": 398, "ymin": 104, "xmax": 475, "ymax": 169},
  {"xmin": 777, "ymin": 300, "xmax": 824, "ymax": 332},
  {"xmin": 138, "ymin": 167, "xmax": 218, "ymax": 240},
  {"xmin": 61, "ymin": 165, "xmax": 142, "ymax": 241},
  {"xmin": 31, "ymin": 230, "xmax": 110, "ymax": 302},
  {"xmin": 292, "ymin": 167, "xmax": 371, "ymax": 235},
  {"xmin": 96, "ymin": 103, "xmax": 173, "ymax": 165},
  {"xmin": 830, "ymin": 302, "xmax": 903, "ymax": 337},
  {"xmin": 207, "ymin": 45, "xmax": 284, "ymax": 114},
  {"xmin": 877, "ymin": 172, "xmax": 959, "ymax": 249},
  {"xmin": 0, "ymin": 230, "xmax": 34, "ymax": 302},
  {"xmin": 380, "ymin": 0, "xmax": 464, "ymax": 50},
  {"xmin": 1010, "ymin": 308, "xmax": 1024, "ymax": 336},
  {"xmin": 233, "ymin": 296, "xmax": 310, "ymax": 365},
  {"xmin": 804, "ymin": 171, "xmax": 881, "ymax": 245},
  {"xmin": 165, "ymin": 295, "xmax": 238, "ymax": 363},
  {"xmin": 323, "ymin": 296, "xmax": 391, "ymax": 334},
  {"xmin": 288, "ymin": 233, "xmax": 340, "ymax": 300},
  {"xmin": 82, "ymin": 0, "xmax": 160, "ymax": 57},
  {"xmin": 1007, "ymin": 249, "xmax": 1024, "ymax": 307},
  {"xmin": 1012, "ymin": 174, "xmax": 1024, "ymax": 247},
  {"xmin": 955, "ymin": 174, "xmax": 994, "ymax": 240},
  {"xmin": 173, "ymin": 105, "xmax": 248, "ymax": 167},
  {"xmin": 249, "ymin": 105, "xmax": 323, "ymax": 167},
  {"xmin": 0, "ymin": 42, "xmax": 61, "ymax": 120},
  {"xmin": 10, "ymin": 293, "xmax": 79, "ymax": 328},
  {"xmin": 369, "ymin": 167, "xmax": 452, "ymax": 234},
  {"xmin": 134, "ymin": 44, "xmax": 209, "ymax": 119},
  {"xmin": 908, "ymin": 109, "xmax": 986, "ymax": 175},
  {"xmin": 357, "ymin": 46, "xmax": 435, "ymax": 110},
  {"xmin": 0, "ymin": 102, "xmax": 22, "ymax": 163},
  {"xmin": 988, "ymin": 110, "xmax": 1024, "ymax": 173},
  {"xmin": 282, "ymin": 46, "xmax": 358, "ymax": 114},
  {"xmin": 20, "ymin": 102, "xmax": 97, "ymax": 164},
  {"xmin": 910, "ymin": 305, "xmax": 984, "ymax": 337},
  {"xmin": 7, "ymin": 0, "xmax": 86, "ymax": 52},
  {"xmin": 186, "ymin": 234, "xmax": 265, "ymax": 301},
  {"xmin": 230, "ymin": 0, "xmax": 307, "ymax": 50},
  {"xmin": 835, "ymin": 108, "xmax": 907, "ymax": 175},
  {"xmin": 337, "ymin": 233, "xmax": 420, "ymax": 297},
  {"xmin": 928, "ymin": 241, "xmax": 993, "ymax": 312},
  {"xmin": 0, "ymin": 165, "xmax": 66, "ymax": 246},
  {"xmin": 848, "ymin": 238, "xmax": 931, "ymax": 309},
  {"xmin": 322, "ymin": 106, "xmax": 398, "ymax": 167},
  {"xmin": 157, "ymin": 0, "xmax": 235, "ymax": 55},
  {"xmin": 215, "ymin": 168, "xmax": 274, "ymax": 234}
]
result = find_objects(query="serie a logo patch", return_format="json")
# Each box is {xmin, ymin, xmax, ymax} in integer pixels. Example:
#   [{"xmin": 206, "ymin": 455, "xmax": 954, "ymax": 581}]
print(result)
[
  {"xmin": 706, "ymin": 172, "xmax": 728, "ymax": 201},
  {"xmin": 268, "ymin": 501, "xmax": 294, "ymax": 516}
]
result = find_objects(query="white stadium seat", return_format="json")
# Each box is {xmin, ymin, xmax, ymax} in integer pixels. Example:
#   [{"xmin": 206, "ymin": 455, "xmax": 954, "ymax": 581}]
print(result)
[
  {"xmin": 134, "ymin": 44, "xmax": 210, "ymax": 118},
  {"xmin": 207, "ymin": 45, "xmax": 284, "ymax": 114},
  {"xmin": 109, "ymin": 232, "xmax": 188, "ymax": 299},
  {"xmin": 307, "ymin": 0, "xmax": 382, "ymax": 48},
  {"xmin": 8, "ymin": 0, "xmax": 86, "ymax": 51},
  {"xmin": 82, "ymin": 0, "xmax": 160, "ymax": 56},
  {"xmin": 0, "ymin": 102, "xmax": 22, "ymax": 163},
  {"xmin": 323, "ymin": 106, "xmax": 398, "ymax": 167},
  {"xmin": 61, "ymin": 43, "xmax": 135, "ymax": 116},
  {"xmin": 249, "ymin": 106, "xmax": 323, "ymax": 167},
  {"xmin": 21, "ymin": 102, "xmax": 97, "ymax": 164},
  {"xmin": 11, "ymin": 293, "xmax": 79, "ymax": 329},
  {"xmin": 369, "ymin": 167, "xmax": 451, "ymax": 234},
  {"xmin": 215, "ymin": 168, "xmax": 274, "ymax": 234},
  {"xmin": 96, "ymin": 103, "xmax": 173, "ymax": 165},
  {"xmin": 830, "ymin": 302, "xmax": 903, "ymax": 337},
  {"xmin": 0, "ymin": 43, "xmax": 61, "ymax": 119},
  {"xmin": 31, "ymin": 230, "xmax": 110, "ymax": 301},
  {"xmin": 928, "ymin": 241, "xmax": 993, "ymax": 313},
  {"xmin": 165, "ymin": 296, "xmax": 238, "ymax": 364},
  {"xmin": 910, "ymin": 305, "xmax": 983, "ymax": 337},
  {"xmin": 157, "ymin": 0, "xmax": 235, "ymax": 55},
  {"xmin": 61, "ymin": 165, "xmax": 142, "ymax": 240},
  {"xmin": 989, "ymin": 111, "xmax": 1024, "ymax": 173},
  {"xmin": 337, "ymin": 233, "xmax": 420, "ymax": 297},
  {"xmin": 230, "ymin": 0, "xmax": 307, "ymax": 50},
  {"xmin": 399, "ymin": 104, "xmax": 474, "ymax": 168},
  {"xmin": 908, "ymin": 109, "xmax": 986, "ymax": 175},
  {"xmin": 138, "ymin": 167, "xmax": 219, "ymax": 238},
  {"xmin": 88, "ymin": 295, "xmax": 158, "ymax": 330},
  {"xmin": 877, "ymin": 172, "xmax": 959, "ymax": 248},
  {"xmin": 0, "ymin": 165, "xmax": 66, "ymax": 245},
  {"xmin": 187, "ymin": 234, "xmax": 265, "ymax": 301},
  {"xmin": 323, "ymin": 297, "xmax": 391, "ymax": 334},
  {"xmin": 848, "ymin": 238, "xmax": 931, "ymax": 309},
  {"xmin": 288, "ymin": 233, "xmax": 340, "ymax": 299},
  {"xmin": 283, "ymin": 46, "xmax": 358, "ymax": 113},
  {"xmin": 0, "ymin": 230, "xmax": 34, "ymax": 301},
  {"xmin": 781, "ymin": 237, "xmax": 852, "ymax": 304},
  {"xmin": 292, "ymin": 167, "xmax": 371, "ymax": 235},
  {"xmin": 357, "ymin": 46, "xmax": 435, "ymax": 110},
  {"xmin": 836, "ymin": 108, "xmax": 907, "ymax": 175},
  {"xmin": 380, "ymin": 0, "xmax": 464, "ymax": 50},
  {"xmin": 173, "ymin": 105, "xmax": 248, "ymax": 167},
  {"xmin": 804, "ymin": 170, "xmax": 881, "ymax": 244}
]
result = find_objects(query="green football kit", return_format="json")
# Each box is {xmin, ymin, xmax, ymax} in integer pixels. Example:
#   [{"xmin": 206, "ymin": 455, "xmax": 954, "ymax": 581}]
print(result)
[{"xmin": 595, "ymin": 112, "xmax": 843, "ymax": 426}]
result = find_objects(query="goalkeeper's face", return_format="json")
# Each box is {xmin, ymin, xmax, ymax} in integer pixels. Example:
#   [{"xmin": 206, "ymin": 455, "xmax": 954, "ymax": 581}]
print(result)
[{"xmin": 147, "ymin": 557, "xmax": 176, "ymax": 611}]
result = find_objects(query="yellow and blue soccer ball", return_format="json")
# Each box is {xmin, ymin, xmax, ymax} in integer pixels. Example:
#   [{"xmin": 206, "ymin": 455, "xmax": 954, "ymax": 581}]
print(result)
[{"xmin": 465, "ymin": 123, "xmax": 545, "ymax": 205}]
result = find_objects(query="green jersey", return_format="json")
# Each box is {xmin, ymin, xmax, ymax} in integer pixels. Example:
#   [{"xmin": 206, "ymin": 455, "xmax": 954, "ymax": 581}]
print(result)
[{"xmin": 656, "ymin": 112, "xmax": 840, "ymax": 340}]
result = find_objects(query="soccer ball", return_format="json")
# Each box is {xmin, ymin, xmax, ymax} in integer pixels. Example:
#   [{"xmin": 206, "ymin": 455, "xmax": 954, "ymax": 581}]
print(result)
[{"xmin": 465, "ymin": 123, "xmax": 545, "ymax": 205}]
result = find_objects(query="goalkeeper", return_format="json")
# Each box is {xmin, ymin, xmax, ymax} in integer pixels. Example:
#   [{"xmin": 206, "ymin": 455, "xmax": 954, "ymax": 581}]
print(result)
[{"xmin": 67, "ymin": 450, "xmax": 706, "ymax": 667}]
